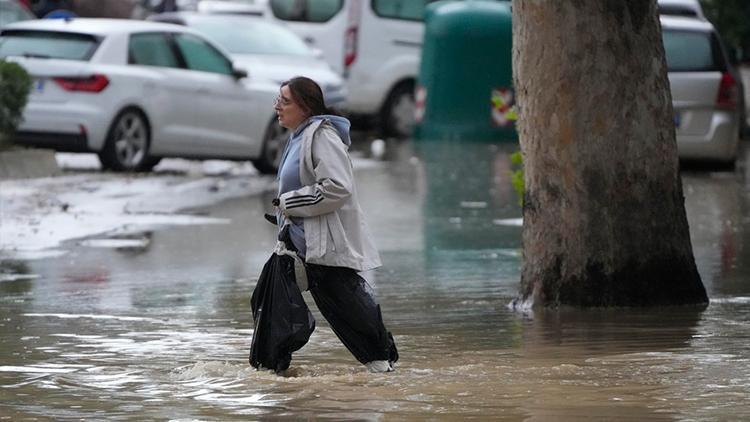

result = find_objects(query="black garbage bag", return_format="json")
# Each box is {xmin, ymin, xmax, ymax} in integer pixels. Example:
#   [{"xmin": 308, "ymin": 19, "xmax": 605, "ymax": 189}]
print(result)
[{"xmin": 249, "ymin": 242, "xmax": 315, "ymax": 373}]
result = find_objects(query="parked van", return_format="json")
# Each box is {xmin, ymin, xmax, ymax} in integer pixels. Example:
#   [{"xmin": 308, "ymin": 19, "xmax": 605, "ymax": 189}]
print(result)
[
  {"xmin": 663, "ymin": 16, "xmax": 744, "ymax": 166},
  {"xmin": 265, "ymin": 0, "xmax": 497, "ymax": 137}
]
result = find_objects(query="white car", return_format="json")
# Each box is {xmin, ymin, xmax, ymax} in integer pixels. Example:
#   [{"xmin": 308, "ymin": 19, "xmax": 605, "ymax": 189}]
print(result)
[
  {"xmin": 658, "ymin": 0, "xmax": 706, "ymax": 20},
  {"xmin": 0, "ymin": 18, "xmax": 284, "ymax": 173},
  {"xmin": 662, "ymin": 16, "xmax": 743, "ymax": 166},
  {"xmin": 147, "ymin": 12, "xmax": 346, "ymax": 109}
]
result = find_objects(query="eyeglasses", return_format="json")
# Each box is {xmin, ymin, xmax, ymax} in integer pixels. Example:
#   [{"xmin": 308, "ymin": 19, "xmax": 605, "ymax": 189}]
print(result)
[{"xmin": 273, "ymin": 95, "xmax": 293, "ymax": 107}]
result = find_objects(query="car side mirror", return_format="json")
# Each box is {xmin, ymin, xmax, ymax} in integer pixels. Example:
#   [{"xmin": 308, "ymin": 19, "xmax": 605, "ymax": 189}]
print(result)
[{"xmin": 232, "ymin": 67, "xmax": 248, "ymax": 80}]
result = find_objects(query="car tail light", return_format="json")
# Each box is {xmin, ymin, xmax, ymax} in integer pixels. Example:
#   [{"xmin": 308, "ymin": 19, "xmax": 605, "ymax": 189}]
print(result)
[
  {"xmin": 716, "ymin": 71, "xmax": 737, "ymax": 110},
  {"xmin": 53, "ymin": 74, "xmax": 109, "ymax": 93},
  {"xmin": 343, "ymin": 26, "xmax": 358, "ymax": 70},
  {"xmin": 343, "ymin": 0, "xmax": 362, "ymax": 75}
]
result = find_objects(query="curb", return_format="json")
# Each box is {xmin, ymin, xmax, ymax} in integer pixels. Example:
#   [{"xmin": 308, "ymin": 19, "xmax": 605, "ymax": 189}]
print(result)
[{"xmin": 0, "ymin": 148, "xmax": 60, "ymax": 180}]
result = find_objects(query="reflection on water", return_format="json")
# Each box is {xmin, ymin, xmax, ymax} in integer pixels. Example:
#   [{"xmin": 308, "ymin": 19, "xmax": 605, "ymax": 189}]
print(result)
[
  {"xmin": 1, "ymin": 141, "xmax": 749, "ymax": 420},
  {"xmin": 415, "ymin": 142, "xmax": 521, "ymax": 252}
]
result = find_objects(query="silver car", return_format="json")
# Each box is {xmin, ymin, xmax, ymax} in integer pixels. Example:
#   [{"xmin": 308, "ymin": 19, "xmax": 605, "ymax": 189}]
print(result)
[
  {"xmin": 658, "ymin": 0, "xmax": 706, "ymax": 20},
  {"xmin": 147, "ymin": 12, "xmax": 347, "ymax": 108},
  {"xmin": 1, "ymin": 18, "xmax": 283, "ymax": 173},
  {"xmin": 662, "ymin": 16, "xmax": 744, "ymax": 166}
]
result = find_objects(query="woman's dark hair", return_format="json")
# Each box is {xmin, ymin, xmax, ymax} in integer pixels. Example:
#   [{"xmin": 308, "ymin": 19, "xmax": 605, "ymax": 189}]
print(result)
[{"xmin": 282, "ymin": 76, "xmax": 339, "ymax": 117}]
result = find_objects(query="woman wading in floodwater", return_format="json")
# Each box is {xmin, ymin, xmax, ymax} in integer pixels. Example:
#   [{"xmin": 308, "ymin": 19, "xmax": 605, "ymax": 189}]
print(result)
[{"xmin": 271, "ymin": 76, "xmax": 398, "ymax": 372}]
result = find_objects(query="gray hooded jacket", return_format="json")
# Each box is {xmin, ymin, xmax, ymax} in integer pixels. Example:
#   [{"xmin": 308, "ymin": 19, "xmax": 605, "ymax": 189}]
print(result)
[{"xmin": 278, "ymin": 117, "xmax": 382, "ymax": 271}]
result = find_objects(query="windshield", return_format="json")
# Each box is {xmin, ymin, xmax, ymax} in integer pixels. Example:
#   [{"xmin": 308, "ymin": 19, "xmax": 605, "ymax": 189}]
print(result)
[
  {"xmin": 188, "ymin": 18, "xmax": 312, "ymax": 56},
  {"xmin": 0, "ymin": 30, "xmax": 99, "ymax": 60}
]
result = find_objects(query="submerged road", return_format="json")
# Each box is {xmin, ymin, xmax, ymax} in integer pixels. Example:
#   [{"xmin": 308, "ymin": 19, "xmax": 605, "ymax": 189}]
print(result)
[{"xmin": 1, "ymin": 141, "xmax": 749, "ymax": 420}]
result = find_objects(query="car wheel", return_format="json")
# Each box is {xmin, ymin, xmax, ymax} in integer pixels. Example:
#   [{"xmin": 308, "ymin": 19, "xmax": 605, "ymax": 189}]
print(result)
[
  {"xmin": 98, "ymin": 108, "xmax": 160, "ymax": 172},
  {"xmin": 253, "ymin": 119, "xmax": 289, "ymax": 174},
  {"xmin": 715, "ymin": 159, "xmax": 736, "ymax": 172},
  {"xmin": 381, "ymin": 82, "xmax": 416, "ymax": 139}
]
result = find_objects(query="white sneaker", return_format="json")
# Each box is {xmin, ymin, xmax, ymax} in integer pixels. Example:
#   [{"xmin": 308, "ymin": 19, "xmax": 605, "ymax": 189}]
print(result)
[{"xmin": 365, "ymin": 360, "xmax": 393, "ymax": 373}]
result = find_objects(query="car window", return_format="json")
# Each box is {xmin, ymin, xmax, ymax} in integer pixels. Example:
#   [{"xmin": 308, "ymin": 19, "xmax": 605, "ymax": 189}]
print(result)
[
  {"xmin": 0, "ymin": 30, "xmax": 98, "ymax": 60},
  {"xmin": 173, "ymin": 33, "xmax": 233, "ymax": 75},
  {"xmin": 663, "ymin": 29, "xmax": 724, "ymax": 72},
  {"xmin": 129, "ymin": 33, "xmax": 180, "ymax": 68},
  {"xmin": 270, "ymin": 0, "xmax": 343, "ymax": 22},
  {"xmin": 372, "ymin": 0, "xmax": 443, "ymax": 21},
  {"xmin": 189, "ymin": 19, "xmax": 312, "ymax": 56}
]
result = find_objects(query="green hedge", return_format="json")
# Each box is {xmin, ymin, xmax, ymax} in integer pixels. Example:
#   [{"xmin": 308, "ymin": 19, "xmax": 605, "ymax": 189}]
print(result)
[{"xmin": 0, "ymin": 60, "xmax": 32, "ymax": 147}]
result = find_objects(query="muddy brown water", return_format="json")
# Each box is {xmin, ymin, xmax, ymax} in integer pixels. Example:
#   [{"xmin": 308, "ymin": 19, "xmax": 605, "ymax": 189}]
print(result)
[{"xmin": 1, "ymin": 142, "xmax": 749, "ymax": 420}]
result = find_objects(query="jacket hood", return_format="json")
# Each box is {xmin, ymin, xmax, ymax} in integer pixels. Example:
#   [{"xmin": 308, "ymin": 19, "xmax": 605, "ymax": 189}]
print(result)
[{"xmin": 310, "ymin": 115, "xmax": 351, "ymax": 147}]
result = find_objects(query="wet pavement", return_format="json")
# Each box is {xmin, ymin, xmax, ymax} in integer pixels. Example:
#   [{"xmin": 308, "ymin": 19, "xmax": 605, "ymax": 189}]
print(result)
[{"xmin": 1, "ymin": 141, "xmax": 749, "ymax": 420}]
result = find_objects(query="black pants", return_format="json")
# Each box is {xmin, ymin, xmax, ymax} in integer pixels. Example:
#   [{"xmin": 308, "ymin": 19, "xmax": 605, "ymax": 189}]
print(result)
[{"xmin": 306, "ymin": 264, "xmax": 399, "ymax": 365}]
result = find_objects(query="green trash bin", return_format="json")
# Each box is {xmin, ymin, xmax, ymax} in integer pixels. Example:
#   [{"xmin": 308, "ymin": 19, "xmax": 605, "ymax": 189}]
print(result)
[{"xmin": 414, "ymin": 0, "xmax": 516, "ymax": 142}]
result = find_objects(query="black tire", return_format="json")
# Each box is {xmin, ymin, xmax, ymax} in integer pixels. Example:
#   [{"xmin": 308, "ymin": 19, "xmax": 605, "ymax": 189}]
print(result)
[
  {"xmin": 253, "ymin": 119, "xmax": 289, "ymax": 175},
  {"xmin": 380, "ymin": 81, "xmax": 416, "ymax": 139},
  {"xmin": 716, "ymin": 159, "xmax": 737, "ymax": 172},
  {"xmin": 98, "ymin": 108, "xmax": 160, "ymax": 172}
]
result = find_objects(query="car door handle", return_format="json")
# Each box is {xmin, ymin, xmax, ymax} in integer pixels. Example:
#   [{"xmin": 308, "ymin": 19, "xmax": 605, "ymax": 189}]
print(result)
[
  {"xmin": 303, "ymin": 36, "xmax": 315, "ymax": 45},
  {"xmin": 197, "ymin": 87, "xmax": 210, "ymax": 94}
]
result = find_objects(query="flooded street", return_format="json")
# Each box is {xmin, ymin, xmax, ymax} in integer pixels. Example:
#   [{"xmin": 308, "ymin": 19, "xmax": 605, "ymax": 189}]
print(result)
[{"xmin": 1, "ymin": 142, "xmax": 750, "ymax": 420}]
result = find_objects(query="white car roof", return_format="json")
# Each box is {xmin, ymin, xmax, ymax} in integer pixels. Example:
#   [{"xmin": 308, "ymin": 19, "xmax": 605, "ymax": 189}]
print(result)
[
  {"xmin": 1, "ymin": 17, "xmax": 191, "ymax": 36},
  {"xmin": 657, "ymin": 0, "xmax": 705, "ymax": 19},
  {"xmin": 660, "ymin": 15, "xmax": 715, "ymax": 32}
]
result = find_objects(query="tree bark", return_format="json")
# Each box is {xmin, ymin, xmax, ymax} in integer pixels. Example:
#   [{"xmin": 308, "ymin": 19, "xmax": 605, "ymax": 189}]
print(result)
[{"xmin": 511, "ymin": 0, "xmax": 708, "ymax": 307}]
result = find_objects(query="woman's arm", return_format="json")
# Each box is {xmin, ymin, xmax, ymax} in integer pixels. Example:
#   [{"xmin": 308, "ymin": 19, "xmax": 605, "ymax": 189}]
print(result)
[{"xmin": 278, "ymin": 126, "xmax": 353, "ymax": 217}]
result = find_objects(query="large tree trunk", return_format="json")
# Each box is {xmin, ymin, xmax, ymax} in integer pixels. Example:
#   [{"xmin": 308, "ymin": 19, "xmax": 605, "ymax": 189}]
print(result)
[{"xmin": 511, "ymin": 0, "xmax": 708, "ymax": 307}]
